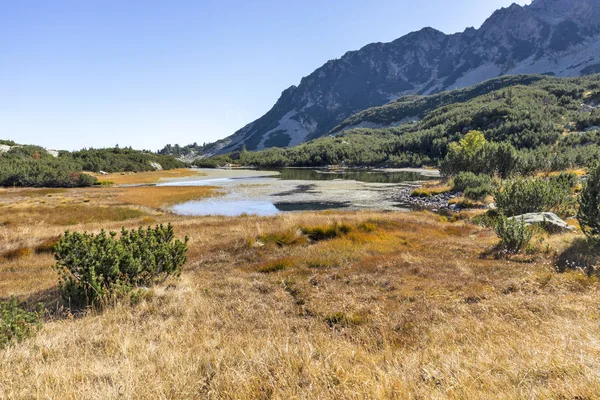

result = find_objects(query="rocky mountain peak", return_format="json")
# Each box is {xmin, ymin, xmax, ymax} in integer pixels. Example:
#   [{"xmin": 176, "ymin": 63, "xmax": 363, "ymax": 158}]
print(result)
[
  {"xmin": 208, "ymin": 0, "xmax": 600, "ymax": 155},
  {"xmin": 530, "ymin": 0, "xmax": 600, "ymax": 25}
]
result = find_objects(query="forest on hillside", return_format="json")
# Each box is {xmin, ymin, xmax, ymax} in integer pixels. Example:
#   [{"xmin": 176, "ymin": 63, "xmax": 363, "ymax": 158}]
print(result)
[
  {"xmin": 0, "ymin": 145, "xmax": 185, "ymax": 188},
  {"xmin": 194, "ymin": 74, "xmax": 600, "ymax": 172}
]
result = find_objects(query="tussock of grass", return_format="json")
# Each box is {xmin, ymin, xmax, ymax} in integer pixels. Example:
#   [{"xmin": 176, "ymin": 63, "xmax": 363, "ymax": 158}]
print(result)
[
  {"xmin": 324, "ymin": 311, "xmax": 366, "ymax": 327},
  {"xmin": 254, "ymin": 222, "xmax": 356, "ymax": 249},
  {"xmin": 306, "ymin": 257, "xmax": 340, "ymax": 269},
  {"xmin": 357, "ymin": 222, "xmax": 377, "ymax": 232},
  {"xmin": 300, "ymin": 223, "xmax": 352, "ymax": 241},
  {"xmin": 449, "ymin": 196, "xmax": 485, "ymax": 209},
  {"xmin": 411, "ymin": 183, "xmax": 452, "ymax": 197},
  {"xmin": 257, "ymin": 259, "xmax": 293, "ymax": 273},
  {"xmin": 2, "ymin": 247, "xmax": 32, "ymax": 261},
  {"xmin": 35, "ymin": 237, "xmax": 60, "ymax": 254},
  {"xmin": 256, "ymin": 230, "xmax": 308, "ymax": 247}
]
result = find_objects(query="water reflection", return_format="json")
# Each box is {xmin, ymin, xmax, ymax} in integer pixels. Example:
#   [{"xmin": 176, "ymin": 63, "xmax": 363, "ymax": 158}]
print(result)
[
  {"xmin": 274, "ymin": 201, "xmax": 350, "ymax": 212},
  {"xmin": 270, "ymin": 169, "xmax": 432, "ymax": 183},
  {"xmin": 172, "ymin": 200, "xmax": 279, "ymax": 217},
  {"xmin": 171, "ymin": 199, "xmax": 352, "ymax": 217}
]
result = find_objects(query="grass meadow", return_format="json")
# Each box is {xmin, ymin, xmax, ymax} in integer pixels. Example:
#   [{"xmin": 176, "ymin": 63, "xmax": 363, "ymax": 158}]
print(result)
[{"xmin": 0, "ymin": 171, "xmax": 598, "ymax": 399}]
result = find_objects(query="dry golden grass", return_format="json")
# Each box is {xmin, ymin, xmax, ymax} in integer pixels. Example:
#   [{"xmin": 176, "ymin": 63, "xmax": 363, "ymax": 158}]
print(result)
[
  {"xmin": 537, "ymin": 168, "xmax": 588, "ymax": 178},
  {"xmin": 1, "ymin": 189, "xmax": 600, "ymax": 398},
  {"xmin": 113, "ymin": 186, "xmax": 218, "ymax": 208},
  {"xmin": 92, "ymin": 168, "xmax": 205, "ymax": 185},
  {"xmin": 411, "ymin": 180, "xmax": 452, "ymax": 197}
]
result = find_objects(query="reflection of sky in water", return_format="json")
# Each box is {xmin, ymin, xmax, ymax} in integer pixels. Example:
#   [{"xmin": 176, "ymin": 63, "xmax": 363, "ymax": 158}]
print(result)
[
  {"xmin": 172, "ymin": 200, "xmax": 279, "ymax": 217},
  {"xmin": 164, "ymin": 169, "xmax": 435, "ymax": 216},
  {"xmin": 157, "ymin": 178, "xmax": 233, "ymax": 187},
  {"xmin": 171, "ymin": 199, "xmax": 348, "ymax": 216}
]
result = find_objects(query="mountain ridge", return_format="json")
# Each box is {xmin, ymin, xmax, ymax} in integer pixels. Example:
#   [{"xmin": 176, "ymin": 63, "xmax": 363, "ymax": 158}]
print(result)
[{"xmin": 173, "ymin": 0, "xmax": 600, "ymax": 157}]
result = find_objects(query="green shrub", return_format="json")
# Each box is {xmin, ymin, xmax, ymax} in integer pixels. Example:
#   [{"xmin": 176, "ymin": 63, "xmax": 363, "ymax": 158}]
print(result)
[
  {"xmin": 0, "ymin": 147, "xmax": 99, "ymax": 188},
  {"xmin": 440, "ymin": 131, "xmax": 519, "ymax": 178},
  {"xmin": 578, "ymin": 165, "xmax": 600, "ymax": 239},
  {"xmin": 53, "ymin": 224, "xmax": 188, "ymax": 307},
  {"xmin": 494, "ymin": 177, "xmax": 573, "ymax": 216},
  {"xmin": 494, "ymin": 215, "xmax": 534, "ymax": 254},
  {"xmin": 464, "ymin": 185, "xmax": 494, "ymax": 201},
  {"xmin": 549, "ymin": 172, "xmax": 578, "ymax": 191},
  {"xmin": 0, "ymin": 145, "xmax": 184, "ymax": 188},
  {"xmin": 453, "ymin": 171, "xmax": 495, "ymax": 200},
  {"xmin": 452, "ymin": 172, "xmax": 493, "ymax": 192},
  {"xmin": 0, "ymin": 298, "xmax": 43, "ymax": 348},
  {"xmin": 472, "ymin": 209, "xmax": 501, "ymax": 228}
]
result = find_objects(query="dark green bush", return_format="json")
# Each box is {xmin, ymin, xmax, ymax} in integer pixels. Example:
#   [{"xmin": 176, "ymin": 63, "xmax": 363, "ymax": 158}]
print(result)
[
  {"xmin": 53, "ymin": 224, "xmax": 188, "ymax": 306},
  {"xmin": 453, "ymin": 172, "xmax": 493, "ymax": 192},
  {"xmin": 0, "ymin": 145, "xmax": 185, "ymax": 188},
  {"xmin": 0, "ymin": 298, "xmax": 43, "ymax": 348},
  {"xmin": 494, "ymin": 177, "xmax": 573, "ymax": 216},
  {"xmin": 440, "ymin": 131, "xmax": 519, "ymax": 178},
  {"xmin": 494, "ymin": 215, "xmax": 533, "ymax": 254},
  {"xmin": 192, "ymin": 154, "xmax": 233, "ymax": 168},
  {"xmin": 578, "ymin": 165, "xmax": 600, "ymax": 239},
  {"xmin": 70, "ymin": 147, "xmax": 186, "ymax": 173},
  {"xmin": 0, "ymin": 146, "xmax": 98, "ymax": 188},
  {"xmin": 464, "ymin": 185, "xmax": 494, "ymax": 201},
  {"xmin": 453, "ymin": 172, "xmax": 494, "ymax": 200},
  {"xmin": 549, "ymin": 172, "xmax": 578, "ymax": 191}
]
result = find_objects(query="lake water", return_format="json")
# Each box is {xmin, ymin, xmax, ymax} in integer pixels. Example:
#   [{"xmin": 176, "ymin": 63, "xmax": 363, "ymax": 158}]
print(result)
[{"xmin": 162, "ymin": 168, "xmax": 437, "ymax": 217}]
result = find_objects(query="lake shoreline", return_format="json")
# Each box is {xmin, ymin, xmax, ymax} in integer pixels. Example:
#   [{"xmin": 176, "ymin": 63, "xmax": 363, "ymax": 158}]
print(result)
[{"xmin": 160, "ymin": 168, "xmax": 444, "ymax": 216}]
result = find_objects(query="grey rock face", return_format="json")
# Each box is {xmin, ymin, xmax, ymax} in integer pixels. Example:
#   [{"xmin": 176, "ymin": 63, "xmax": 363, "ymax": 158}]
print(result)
[
  {"xmin": 215, "ymin": 0, "xmax": 600, "ymax": 154},
  {"xmin": 509, "ymin": 212, "xmax": 575, "ymax": 232}
]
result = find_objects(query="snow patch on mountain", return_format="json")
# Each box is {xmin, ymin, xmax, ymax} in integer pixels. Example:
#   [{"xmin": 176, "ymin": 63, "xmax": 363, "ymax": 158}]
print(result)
[
  {"xmin": 256, "ymin": 110, "xmax": 317, "ymax": 150},
  {"xmin": 506, "ymin": 35, "xmax": 600, "ymax": 76},
  {"xmin": 449, "ymin": 64, "xmax": 503, "ymax": 90},
  {"xmin": 338, "ymin": 116, "xmax": 420, "ymax": 133}
]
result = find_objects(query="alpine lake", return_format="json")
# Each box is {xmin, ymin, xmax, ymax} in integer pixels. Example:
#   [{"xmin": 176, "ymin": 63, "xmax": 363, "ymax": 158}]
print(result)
[{"xmin": 158, "ymin": 168, "xmax": 439, "ymax": 217}]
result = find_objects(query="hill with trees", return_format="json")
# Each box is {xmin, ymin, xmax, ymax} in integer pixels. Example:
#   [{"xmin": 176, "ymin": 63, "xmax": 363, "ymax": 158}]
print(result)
[
  {"xmin": 0, "ymin": 145, "xmax": 186, "ymax": 188},
  {"xmin": 197, "ymin": 74, "xmax": 600, "ymax": 173}
]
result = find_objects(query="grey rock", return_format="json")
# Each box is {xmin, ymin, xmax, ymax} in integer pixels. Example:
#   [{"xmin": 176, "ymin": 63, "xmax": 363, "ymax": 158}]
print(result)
[
  {"xmin": 509, "ymin": 212, "xmax": 575, "ymax": 232},
  {"xmin": 149, "ymin": 162, "xmax": 163, "ymax": 171}
]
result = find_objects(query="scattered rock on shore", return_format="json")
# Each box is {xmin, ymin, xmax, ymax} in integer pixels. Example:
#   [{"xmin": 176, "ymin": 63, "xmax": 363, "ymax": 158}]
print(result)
[{"xmin": 390, "ymin": 186, "xmax": 457, "ymax": 211}]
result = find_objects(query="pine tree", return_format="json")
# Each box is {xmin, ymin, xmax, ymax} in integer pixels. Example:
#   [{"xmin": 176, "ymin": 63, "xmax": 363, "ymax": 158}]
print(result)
[{"xmin": 578, "ymin": 164, "xmax": 600, "ymax": 239}]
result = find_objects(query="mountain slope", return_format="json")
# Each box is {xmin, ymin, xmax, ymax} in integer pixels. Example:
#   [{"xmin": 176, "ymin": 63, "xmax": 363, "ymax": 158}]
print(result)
[
  {"xmin": 210, "ymin": 0, "xmax": 600, "ymax": 154},
  {"xmin": 214, "ymin": 74, "xmax": 600, "ymax": 171}
]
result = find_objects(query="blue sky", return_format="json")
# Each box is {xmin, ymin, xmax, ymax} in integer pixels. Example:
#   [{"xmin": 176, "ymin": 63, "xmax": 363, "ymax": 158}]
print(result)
[{"xmin": 1, "ymin": 0, "xmax": 531, "ymax": 151}]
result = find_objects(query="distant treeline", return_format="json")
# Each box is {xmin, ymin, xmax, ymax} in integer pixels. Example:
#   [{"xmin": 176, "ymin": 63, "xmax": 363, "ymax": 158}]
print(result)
[
  {"xmin": 0, "ymin": 145, "xmax": 186, "ymax": 188},
  {"xmin": 69, "ymin": 147, "xmax": 185, "ymax": 173},
  {"xmin": 193, "ymin": 74, "xmax": 600, "ymax": 172}
]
